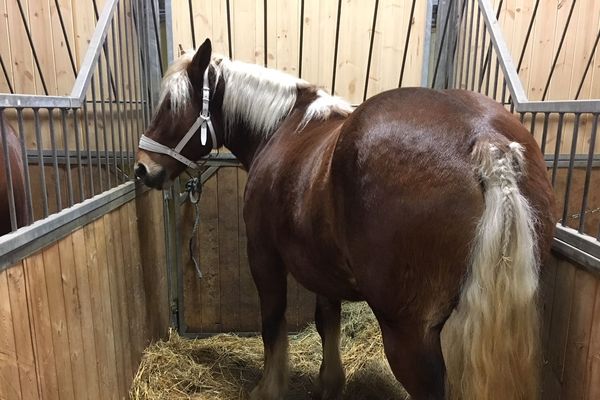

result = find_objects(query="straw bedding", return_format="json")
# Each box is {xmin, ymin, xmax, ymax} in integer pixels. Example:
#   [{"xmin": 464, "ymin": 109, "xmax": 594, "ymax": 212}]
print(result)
[{"xmin": 130, "ymin": 302, "xmax": 409, "ymax": 399}]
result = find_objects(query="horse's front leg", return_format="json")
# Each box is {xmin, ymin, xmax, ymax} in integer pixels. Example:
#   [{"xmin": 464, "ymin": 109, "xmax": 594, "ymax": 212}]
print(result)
[
  {"xmin": 249, "ymin": 247, "xmax": 289, "ymax": 400},
  {"xmin": 315, "ymin": 296, "xmax": 345, "ymax": 399}
]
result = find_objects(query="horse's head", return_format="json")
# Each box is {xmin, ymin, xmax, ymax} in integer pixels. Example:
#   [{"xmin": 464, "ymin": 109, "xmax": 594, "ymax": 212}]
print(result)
[{"xmin": 135, "ymin": 39, "xmax": 224, "ymax": 189}]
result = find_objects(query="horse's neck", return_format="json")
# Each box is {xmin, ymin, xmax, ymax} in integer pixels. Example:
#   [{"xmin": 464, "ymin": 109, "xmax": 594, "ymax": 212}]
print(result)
[{"xmin": 223, "ymin": 87, "xmax": 318, "ymax": 169}]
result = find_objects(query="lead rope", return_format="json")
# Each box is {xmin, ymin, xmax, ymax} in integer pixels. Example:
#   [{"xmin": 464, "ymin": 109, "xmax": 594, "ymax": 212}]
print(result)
[{"xmin": 185, "ymin": 176, "xmax": 203, "ymax": 279}]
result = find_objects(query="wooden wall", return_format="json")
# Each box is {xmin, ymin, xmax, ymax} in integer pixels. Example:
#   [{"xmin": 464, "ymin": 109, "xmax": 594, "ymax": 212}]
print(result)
[
  {"xmin": 170, "ymin": 0, "xmax": 429, "ymax": 104},
  {"xmin": 180, "ymin": 167, "xmax": 315, "ymax": 335},
  {"xmin": 0, "ymin": 188, "xmax": 169, "ymax": 400},
  {"xmin": 540, "ymin": 252, "xmax": 600, "ymax": 400}
]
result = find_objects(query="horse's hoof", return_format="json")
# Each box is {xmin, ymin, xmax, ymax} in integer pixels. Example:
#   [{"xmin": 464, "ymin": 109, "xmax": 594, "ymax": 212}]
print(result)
[
  {"xmin": 249, "ymin": 384, "xmax": 285, "ymax": 400},
  {"xmin": 315, "ymin": 368, "xmax": 345, "ymax": 400}
]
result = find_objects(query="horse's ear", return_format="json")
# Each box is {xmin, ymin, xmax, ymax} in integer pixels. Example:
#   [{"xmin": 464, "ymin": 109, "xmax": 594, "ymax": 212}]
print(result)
[{"xmin": 189, "ymin": 39, "xmax": 212, "ymax": 87}]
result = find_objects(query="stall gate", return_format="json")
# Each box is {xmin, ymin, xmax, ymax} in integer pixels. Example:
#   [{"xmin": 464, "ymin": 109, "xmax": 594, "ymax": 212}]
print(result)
[{"xmin": 0, "ymin": 1, "xmax": 167, "ymax": 399}]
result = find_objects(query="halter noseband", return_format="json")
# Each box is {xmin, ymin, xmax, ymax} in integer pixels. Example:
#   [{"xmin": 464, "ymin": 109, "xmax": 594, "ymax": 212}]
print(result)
[{"xmin": 138, "ymin": 67, "xmax": 218, "ymax": 169}]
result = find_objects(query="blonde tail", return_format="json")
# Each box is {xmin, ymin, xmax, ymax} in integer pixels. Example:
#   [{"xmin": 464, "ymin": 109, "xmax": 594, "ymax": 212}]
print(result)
[{"xmin": 445, "ymin": 141, "xmax": 539, "ymax": 400}]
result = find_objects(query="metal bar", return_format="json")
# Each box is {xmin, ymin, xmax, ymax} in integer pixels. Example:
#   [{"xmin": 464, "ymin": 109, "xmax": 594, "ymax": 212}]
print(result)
[
  {"xmin": 48, "ymin": 108, "xmax": 62, "ymax": 210},
  {"xmin": 0, "ymin": 110, "xmax": 18, "ymax": 231},
  {"xmin": 331, "ymin": 0, "xmax": 343, "ymax": 94},
  {"xmin": 492, "ymin": 57, "xmax": 500, "ymax": 100},
  {"xmin": 477, "ymin": 0, "xmax": 533, "ymax": 106},
  {"xmin": 561, "ymin": 113, "xmax": 581, "ymax": 226},
  {"xmin": 53, "ymin": 0, "xmax": 78, "ymax": 76},
  {"xmin": 540, "ymin": 112, "xmax": 550, "ymax": 155},
  {"xmin": 457, "ymin": 0, "xmax": 469, "ymax": 89},
  {"xmin": 0, "ymin": 94, "xmax": 74, "ymax": 108},
  {"xmin": 61, "ymin": 109, "xmax": 74, "ymax": 207},
  {"xmin": 529, "ymin": 112, "xmax": 536, "ymax": 140},
  {"xmin": 553, "ymin": 235, "xmax": 600, "ymax": 276},
  {"xmin": 449, "ymin": 0, "xmax": 468, "ymax": 88},
  {"xmin": 16, "ymin": 109, "xmax": 33, "ymax": 219},
  {"xmin": 575, "ymin": 29, "xmax": 600, "ymax": 100},
  {"xmin": 71, "ymin": 0, "xmax": 119, "ymax": 102},
  {"xmin": 130, "ymin": 0, "xmax": 145, "ymax": 137},
  {"xmin": 34, "ymin": 109, "xmax": 49, "ymax": 216},
  {"xmin": 464, "ymin": 0, "xmax": 475, "ymax": 91},
  {"xmin": 15, "ymin": 0, "xmax": 49, "ymax": 95},
  {"xmin": 470, "ymin": 2, "xmax": 480, "ymax": 90},
  {"xmin": 399, "ymin": 0, "xmax": 417, "ymax": 87},
  {"xmin": 26, "ymin": 151, "xmax": 137, "ymax": 166},
  {"xmin": 117, "ymin": 1, "xmax": 132, "ymax": 176},
  {"xmin": 91, "ymin": 79, "xmax": 103, "ymax": 192},
  {"xmin": 263, "ymin": 0, "xmax": 268, "ymax": 67},
  {"xmin": 111, "ymin": 22, "xmax": 124, "ymax": 183},
  {"xmin": 479, "ymin": 0, "xmax": 503, "ymax": 94},
  {"xmin": 298, "ymin": 0, "xmax": 305, "ymax": 79},
  {"xmin": 98, "ymin": 56, "xmax": 111, "ymax": 188},
  {"xmin": 579, "ymin": 113, "xmax": 598, "ymax": 233},
  {"xmin": 104, "ymin": 46, "xmax": 118, "ymax": 185},
  {"xmin": 187, "ymin": 0, "xmax": 196, "ymax": 49},
  {"xmin": 420, "ymin": 0, "xmax": 434, "ymax": 86},
  {"xmin": 551, "ymin": 113, "xmax": 565, "ymax": 187},
  {"xmin": 363, "ymin": 0, "xmax": 379, "ymax": 101},
  {"xmin": 542, "ymin": 0, "xmax": 577, "ymax": 101},
  {"xmin": 0, "ymin": 182, "xmax": 141, "ymax": 271},
  {"xmin": 431, "ymin": 0, "xmax": 455, "ymax": 88},
  {"xmin": 226, "ymin": 0, "xmax": 233, "ymax": 59},
  {"xmin": 82, "ymin": 100, "xmax": 94, "ymax": 197},
  {"xmin": 165, "ymin": 0, "xmax": 174, "ymax": 63},
  {"xmin": 150, "ymin": 0, "xmax": 164, "ymax": 76},
  {"xmin": 0, "ymin": 54, "xmax": 14, "ymax": 94},
  {"xmin": 72, "ymin": 109, "xmax": 85, "ymax": 202}
]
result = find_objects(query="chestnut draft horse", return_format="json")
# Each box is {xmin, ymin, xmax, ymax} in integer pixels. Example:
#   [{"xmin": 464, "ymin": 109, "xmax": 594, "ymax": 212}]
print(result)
[
  {"xmin": 136, "ymin": 39, "xmax": 555, "ymax": 400},
  {"xmin": 0, "ymin": 113, "xmax": 29, "ymax": 235}
]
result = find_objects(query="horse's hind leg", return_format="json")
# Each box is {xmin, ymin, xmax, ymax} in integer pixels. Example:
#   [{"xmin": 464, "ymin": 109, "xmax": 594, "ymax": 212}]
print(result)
[
  {"xmin": 378, "ymin": 319, "xmax": 446, "ymax": 400},
  {"xmin": 315, "ymin": 296, "xmax": 345, "ymax": 399},
  {"xmin": 249, "ymin": 248, "xmax": 289, "ymax": 400}
]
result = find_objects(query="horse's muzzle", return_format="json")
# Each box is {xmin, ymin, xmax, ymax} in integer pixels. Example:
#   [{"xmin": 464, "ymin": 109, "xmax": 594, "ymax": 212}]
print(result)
[{"xmin": 134, "ymin": 162, "xmax": 166, "ymax": 189}]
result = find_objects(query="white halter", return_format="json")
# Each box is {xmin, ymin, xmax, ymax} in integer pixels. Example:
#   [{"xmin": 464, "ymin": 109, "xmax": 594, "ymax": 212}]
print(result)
[{"xmin": 138, "ymin": 67, "xmax": 218, "ymax": 169}]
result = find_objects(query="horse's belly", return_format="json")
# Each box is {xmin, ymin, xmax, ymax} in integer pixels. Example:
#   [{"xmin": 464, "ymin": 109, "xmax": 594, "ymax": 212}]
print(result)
[{"xmin": 280, "ymin": 243, "xmax": 362, "ymax": 301}]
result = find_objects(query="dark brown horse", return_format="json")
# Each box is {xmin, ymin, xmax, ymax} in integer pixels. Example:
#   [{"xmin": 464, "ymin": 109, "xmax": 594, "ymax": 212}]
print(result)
[
  {"xmin": 1, "ymin": 113, "xmax": 29, "ymax": 235},
  {"xmin": 136, "ymin": 39, "xmax": 555, "ymax": 400}
]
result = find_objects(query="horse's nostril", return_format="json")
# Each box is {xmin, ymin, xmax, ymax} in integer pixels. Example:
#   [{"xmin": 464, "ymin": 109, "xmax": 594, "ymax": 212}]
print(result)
[{"xmin": 134, "ymin": 163, "xmax": 147, "ymax": 179}]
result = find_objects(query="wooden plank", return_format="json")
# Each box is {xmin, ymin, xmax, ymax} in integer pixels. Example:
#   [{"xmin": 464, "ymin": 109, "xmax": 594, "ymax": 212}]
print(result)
[
  {"xmin": 301, "ymin": 0, "xmax": 338, "ymax": 90},
  {"xmin": 108, "ymin": 208, "xmax": 134, "ymax": 385},
  {"xmin": 0, "ymin": 269, "xmax": 21, "ymax": 400},
  {"xmin": 26, "ymin": 0, "xmax": 58, "ymax": 94},
  {"xmin": 561, "ymin": 267, "xmax": 598, "ymax": 399},
  {"xmin": 70, "ymin": 228, "xmax": 101, "ymax": 400},
  {"xmin": 50, "ymin": 0, "xmax": 77, "ymax": 95},
  {"xmin": 23, "ymin": 252, "xmax": 60, "ymax": 400},
  {"xmin": 333, "ymin": 0, "xmax": 375, "ymax": 102},
  {"xmin": 134, "ymin": 189, "xmax": 167, "ymax": 340},
  {"xmin": 586, "ymin": 277, "xmax": 600, "ymax": 399},
  {"xmin": 5, "ymin": 0, "xmax": 36, "ymax": 94},
  {"xmin": 0, "ymin": 0, "xmax": 14, "ymax": 93},
  {"xmin": 237, "ymin": 170, "xmax": 260, "ymax": 332},
  {"xmin": 101, "ymin": 214, "xmax": 127, "ymax": 397},
  {"xmin": 42, "ymin": 243, "xmax": 75, "ymax": 400},
  {"xmin": 5, "ymin": 262, "xmax": 39, "ymax": 400},
  {"xmin": 545, "ymin": 258, "xmax": 576, "ymax": 382},
  {"xmin": 268, "ymin": 0, "xmax": 300, "ymax": 76},
  {"xmin": 56, "ymin": 235, "xmax": 88, "ymax": 400},
  {"xmin": 83, "ymin": 222, "xmax": 118, "ymax": 397},
  {"xmin": 199, "ymin": 174, "xmax": 221, "ymax": 332},
  {"xmin": 218, "ymin": 168, "xmax": 241, "ymax": 332},
  {"xmin": 231, "ymin": 0, "xmax": 265, "ymax": 63}
]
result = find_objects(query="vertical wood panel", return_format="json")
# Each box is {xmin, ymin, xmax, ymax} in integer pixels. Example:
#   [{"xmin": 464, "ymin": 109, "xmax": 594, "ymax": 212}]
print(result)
[
  {"xmin": 89, "ymin": 219, "xmax": 121, "ymax": 399},
  {"xmin": 70, "ymin": 228, "xmax": 102, "ymax": 400},
  {"xmin": 0, "ymin": 269, "xmax": 21, "ymax": 400},
  {"xmin": 586, "ymin": 283, "xmax": 600, "ymax": 399},
  {"xmin": 199, "ymin": 175, "xmax": 221, "ymax": 332},
  {"xmin": 561, "ymin": 268, "xmax": 598, "ymax": 399},
  {"xmin": 218, "ymin": 168, "xmax": 241, "ymax": 331},
  {"xmin": 0, "ymin": 0, "xmax": 13, "ymax": 93},
  {"xmin": 100, "ymin": 214, "xmax": 127, "ymax": 397},
  {"xmin": 42, "ymin": 244, "xmax": 75, "ymax": 400},
  {"xmin": 24, "ymin": 252, "xmax": 60, "ymax": 399},
  {"xmin": 5, "ymin": 262, "xmax": 39, "ymax": 400},
  {"xmin": 56, "ymin": 236, "xmax": 88, "ymax": 400}
]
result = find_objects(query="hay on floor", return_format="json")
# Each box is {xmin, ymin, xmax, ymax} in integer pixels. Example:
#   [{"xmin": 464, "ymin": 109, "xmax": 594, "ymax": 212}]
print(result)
[{"xmin": 130, "ymin": 302, "xmax": 408, "ymax": 399}]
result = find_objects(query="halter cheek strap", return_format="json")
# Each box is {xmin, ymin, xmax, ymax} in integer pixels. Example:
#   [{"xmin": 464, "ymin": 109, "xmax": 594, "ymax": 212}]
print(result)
[{"xmin": 137, "ymin": 67, "xmax": 218, "ymax": 170}]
